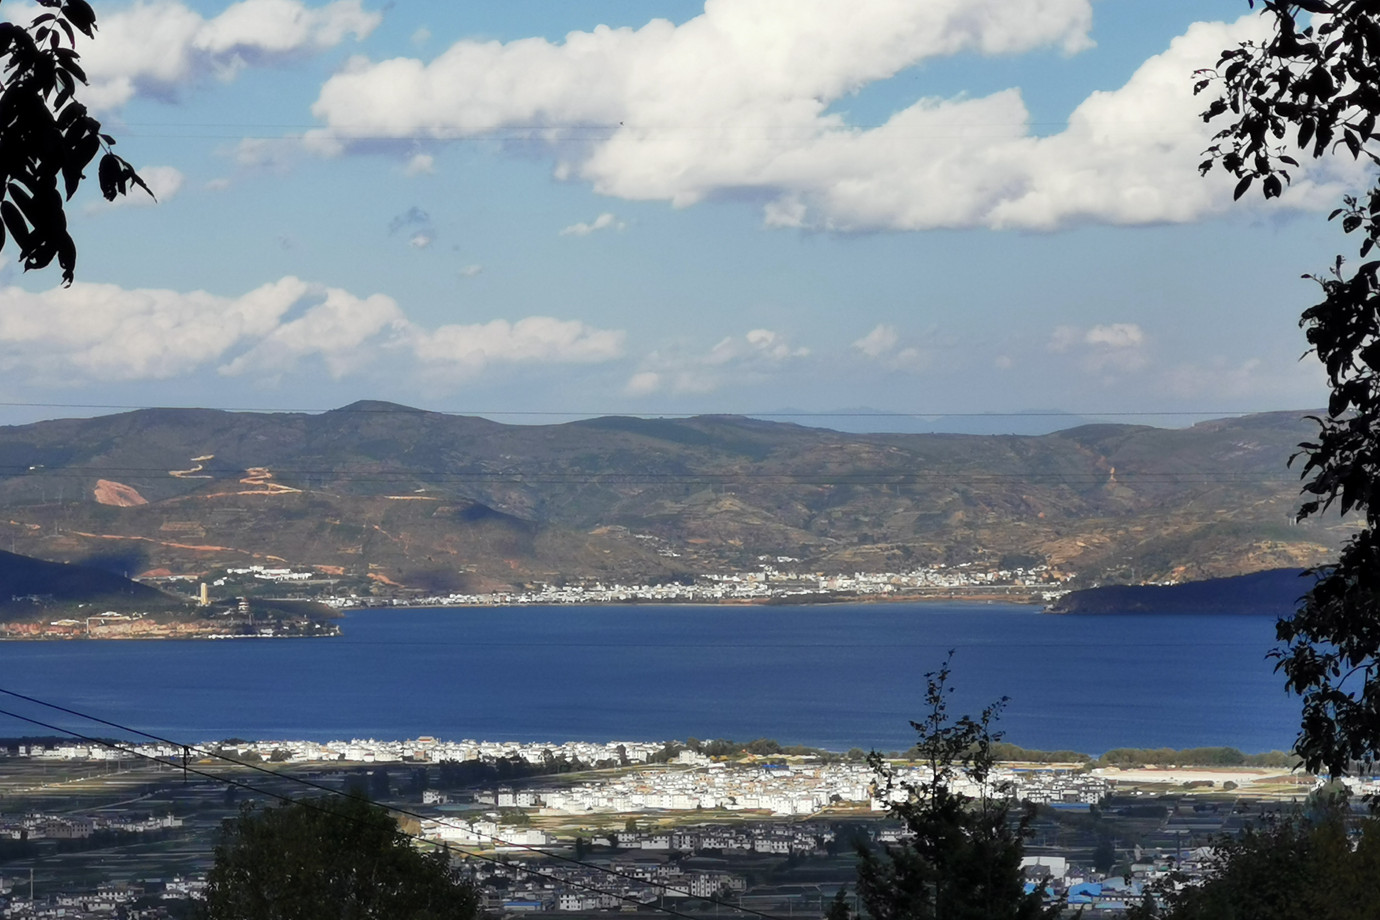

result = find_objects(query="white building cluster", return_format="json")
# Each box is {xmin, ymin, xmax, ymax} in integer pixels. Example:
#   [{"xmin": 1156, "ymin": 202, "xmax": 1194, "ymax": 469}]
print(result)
[
  {"xmin": 17, "ymin": 742, "xmax": 185, "ymax": 762},
  {"xmin": 476, "ymin": 857, "xmax": 745, "ymax": 913},
  {"xmin": 221, "ymin": 737, "xmax": 663, "ymax": 766},
  {"xmin": 419, "ymin": 816, "xmax": 555, "ymax": 849},
  {"xmin": 345, "ymin": 562, "xmax": 1071, "ymax": 609},
  {"xmin": 9, "ymin": 739, "xmax": 1107, "ymax": 813},
  {"xmin": 0, "ymin": 878, "xmax": 204, "ymax": 919},
  {"xmin": 9, "ymin": 737, "xmax": 662, "ymax": 767},
  {"xmin": 0, "ymin": 812, "xmax": 181, "ymax": 841},
  {"xmin": 220, "ymin": 565, "xmax": 313, "ymax": 582},
  {"xmin": 534, "ymin": 762, "xmax": 873, "ymax": 816},
  {"xmin": 453, "ymin": 762, "xmax": 1109, "ymax": 819}
]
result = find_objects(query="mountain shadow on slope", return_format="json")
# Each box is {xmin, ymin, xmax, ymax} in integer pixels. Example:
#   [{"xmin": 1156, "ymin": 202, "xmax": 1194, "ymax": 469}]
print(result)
[
  {"xmin": 1047, "ymin": 568, "xmax": 1317, "ymax": 616},
  {"xmin": 0, "ymin": 549, "xmax": 176, "ymax": 611},
  {"xmin": 73, "ymin": 547, "xmax": 150, "ymax": 579}
]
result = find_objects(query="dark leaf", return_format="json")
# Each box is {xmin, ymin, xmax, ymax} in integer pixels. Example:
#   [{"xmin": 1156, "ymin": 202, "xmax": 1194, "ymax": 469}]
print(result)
[
  {"xmin": 97, "ymin": 151, "xmax": 120, "ymax": 200},
  {"xmin": 55, "ymin": 231, "xmax": 74, "ymax": 285},
  {"xmin": 61, "ymin": 131, "xmax": 97, "ymax": 199},
  {"xmin": 1, "ymin": 200, "xmax": 31, "ymax": 251},
  {"xmin": 1234, "ymin": 175, "xmax": 1254, "ymax": 200},
  {"xmin": 61, "ymin": 0, "xmax": 96, "ymax": 39}
]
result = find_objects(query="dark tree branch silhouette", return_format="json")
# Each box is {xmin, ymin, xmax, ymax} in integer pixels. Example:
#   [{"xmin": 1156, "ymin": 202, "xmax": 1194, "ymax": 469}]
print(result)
[{"xmin": 0, "ymin": 0, "xmax": 148, "ymax": 286}]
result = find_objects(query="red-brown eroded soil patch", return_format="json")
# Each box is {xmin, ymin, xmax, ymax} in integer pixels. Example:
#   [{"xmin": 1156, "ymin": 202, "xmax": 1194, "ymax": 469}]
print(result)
[{"xmin": 93, "ymin": 479, "xmax": 148, "ymax": 507}]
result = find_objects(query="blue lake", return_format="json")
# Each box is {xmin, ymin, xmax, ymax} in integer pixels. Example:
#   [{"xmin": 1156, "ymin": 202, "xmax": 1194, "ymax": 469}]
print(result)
[{"xmin": 0, "ymin": 604, "xmax": 1300, "ymax": 755}]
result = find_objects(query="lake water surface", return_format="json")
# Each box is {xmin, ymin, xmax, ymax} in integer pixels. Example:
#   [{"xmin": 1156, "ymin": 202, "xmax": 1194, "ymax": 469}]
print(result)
[{"xmin": 0, "ymin": 603, "xmax": 1300, "ymax": 755}]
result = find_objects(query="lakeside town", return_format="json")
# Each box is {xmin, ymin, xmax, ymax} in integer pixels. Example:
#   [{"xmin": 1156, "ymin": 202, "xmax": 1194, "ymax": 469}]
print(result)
[
  {"xmin": 222, "ymin": 558, "xmax": 1075, "ymax": 609},
  {"xmin": 0, "ymin": 734, "xmax": 1335, "ymax": 918},
  {"xmin": 1, "ymin": 560, "xmax": 1076, "ymax": 641}
]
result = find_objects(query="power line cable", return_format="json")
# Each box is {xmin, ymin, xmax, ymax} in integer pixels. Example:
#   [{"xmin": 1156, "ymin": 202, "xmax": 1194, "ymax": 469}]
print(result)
[
  {"xmin": 0, "ymin": 704, "xmax": 715, "ymax": 920},
  {"xmin": 0, "ymin": 703, "xmax": 753, "ymax": 919},
  {"xmin": 0, "ymin": 687, "xmax": 794, "ymax": 920}
]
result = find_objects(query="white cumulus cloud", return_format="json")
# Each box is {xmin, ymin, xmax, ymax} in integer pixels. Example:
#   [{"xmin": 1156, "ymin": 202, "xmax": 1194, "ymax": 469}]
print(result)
[
  {"xmin": 409, "ymin": 317, "xmax": 626, "ymax": 378},
  {"xmin": 0, "ymin": 277, "xmax": 625, "ymax": 385},
  {"xmin": 307, "ymin": 2, "xmax": 1349, "ymax": 231},
  {"xmin": 853, "ymin": 324, "xmax": 899, "ymax": 358},
  {"xmin": 1085, "ymin": 323, "xmax": 1145, "ymax": 349},
  {"xmin": 77, "ymin": 0, "xmax": 380, "ymax": 111},
  {"xmin": 624, "ymin": 370, "xmax": 661, "ymax": 396},
  {"xmin": 311, "ymin": 0, "xmax": 1096, "ymax": 227},
  {"xmin": 404, "ymin": 153, "xmax": 436, "ymax": 176},
  {"xmin": 0, "ymin": 277, "xmax": 305, "ymax": 381},
  {"xmin": 1049, "ymin": 322, "xmax": 1149, "ymax": 374},
  {"xmin": 1050, "ymin": 323, "xmax": 1145, "ymax": 351},
  {"xmin": 850, "ymin": 323, "xmax": 936, "ymax": 371},
  {"xmin": 220, "ymin": 285, "xmax": 408, "ymax": 378},
  {"xmin": 629, "ymin": 328, "xmax": 809, "ymax": 395}
]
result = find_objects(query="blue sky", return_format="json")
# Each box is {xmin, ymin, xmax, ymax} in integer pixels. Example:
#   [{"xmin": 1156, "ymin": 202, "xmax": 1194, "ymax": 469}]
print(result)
[{"xmin": 0, "ymin": 0, "xmax": 1360, "ymax": 430}]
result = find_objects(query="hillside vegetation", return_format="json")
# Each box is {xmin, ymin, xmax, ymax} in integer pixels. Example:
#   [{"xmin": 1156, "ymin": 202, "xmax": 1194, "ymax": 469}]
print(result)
[{"xmin": 0, "ymin": 403, "xmax": 1349, "ymax": 594}]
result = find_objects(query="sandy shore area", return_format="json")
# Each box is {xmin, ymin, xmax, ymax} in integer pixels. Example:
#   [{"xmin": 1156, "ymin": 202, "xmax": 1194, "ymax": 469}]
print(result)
[{"xmin": 1093, "ymin": 766, "xmax": 1301, "ymax": 787}]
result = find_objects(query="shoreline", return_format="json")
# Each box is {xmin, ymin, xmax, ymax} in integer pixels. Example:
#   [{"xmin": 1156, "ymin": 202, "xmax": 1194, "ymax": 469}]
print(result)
[
  {"xmin": 0, "ymin": 591, "xmax": 1051, "ymax": 639},
  {"xmin": 4, "ymin": 733, "xmax": 1297, "ymax": 766},
  {"xmin": 345, "ymin": 588, "xmax": 1054, "ymax": 612}
]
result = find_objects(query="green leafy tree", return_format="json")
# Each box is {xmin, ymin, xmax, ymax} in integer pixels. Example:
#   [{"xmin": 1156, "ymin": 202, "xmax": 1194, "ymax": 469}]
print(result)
[
  {"xmin": 202, "ymin": 795, "xmax": 479, "ymax": 920},
  {"xmin": 852, "ymin": 653, "xmax": 1061, "ymax": 920},
  {"xmin": 0, "ymin": 0, "xmax": 148, "ymax": 284},
  {"xmin": 1127, "ymin": 807, "xmax": 1380, "ymax": 920},
  {"xmin": 1198, "ymin": 0, "xmax": 1380, "ymax": 777}
]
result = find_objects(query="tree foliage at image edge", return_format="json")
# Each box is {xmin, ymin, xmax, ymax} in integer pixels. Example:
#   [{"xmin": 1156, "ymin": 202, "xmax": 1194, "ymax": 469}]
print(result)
[
  {"xmin": 1199, "ymin": 0, "xmax": 1380, "ymax": 778},
  {"xmin": 0, "ymin": 0, "xmax": 147, "ymax": 285}
]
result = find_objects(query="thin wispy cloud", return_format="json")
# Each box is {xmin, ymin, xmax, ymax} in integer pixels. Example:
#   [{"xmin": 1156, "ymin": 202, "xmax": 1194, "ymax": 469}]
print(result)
[{"xmin": 560, "ymin": 213, "xmax": 626, "ymax": 236}]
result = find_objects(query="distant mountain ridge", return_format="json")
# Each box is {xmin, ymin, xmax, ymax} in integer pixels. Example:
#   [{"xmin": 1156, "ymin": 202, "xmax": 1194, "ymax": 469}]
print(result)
[
  {"xmin": 752, "ymin": 408, "xmax": 1101, "ymax": 435},
  {"xmin": 0, "ymin": 403, "xmax": 1351, "ymax": 593}
]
